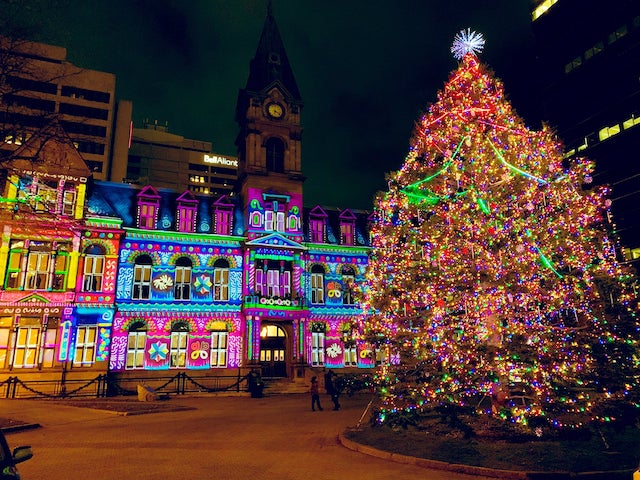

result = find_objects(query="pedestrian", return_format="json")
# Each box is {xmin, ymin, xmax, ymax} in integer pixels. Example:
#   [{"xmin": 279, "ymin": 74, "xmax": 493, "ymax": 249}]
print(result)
[
  {"xmin": 310, "ymin": 376, "xmax": 323, "ymax": 411},
  {"xmin": 324, "ymin": 369, "xmax": 341, "ymax": 410}
]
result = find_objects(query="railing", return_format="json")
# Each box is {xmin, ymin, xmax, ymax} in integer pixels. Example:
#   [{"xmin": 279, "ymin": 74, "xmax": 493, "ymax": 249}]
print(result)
[
  {"xmin": 243, "ymin": 294, "xmax": 307, "ymax": 308},
  {"xmin": 0, "ymin": 372, "xmax": 250, "ymax": 399}
]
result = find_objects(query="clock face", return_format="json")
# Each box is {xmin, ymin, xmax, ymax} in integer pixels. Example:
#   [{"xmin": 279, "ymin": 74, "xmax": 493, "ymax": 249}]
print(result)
[{"xmin": 267, "ymin": 102, "xmax": 284, "ymax": 118}]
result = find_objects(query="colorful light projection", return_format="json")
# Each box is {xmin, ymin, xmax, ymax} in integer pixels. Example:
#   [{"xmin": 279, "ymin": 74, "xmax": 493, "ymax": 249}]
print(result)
[
  {"xmin": 109, "ymin": 313, "xmax": 242, "ymax": 371},
  {"xmin": 246, "ymin": 188, "xmax": 303, "ymax": 240}
]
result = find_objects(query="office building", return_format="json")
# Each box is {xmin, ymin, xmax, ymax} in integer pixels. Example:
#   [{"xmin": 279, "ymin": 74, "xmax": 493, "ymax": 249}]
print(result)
[
  {"xmin": 530, "ymin": 0, "xmax": 640, "ymax": 263},
  {"xmin": 125, "ymin": 120, "xmax": 238, "ymax": 197},
  {"xmin": 0, "ymin": 38, "xmax": 117, "ymax": 180}
]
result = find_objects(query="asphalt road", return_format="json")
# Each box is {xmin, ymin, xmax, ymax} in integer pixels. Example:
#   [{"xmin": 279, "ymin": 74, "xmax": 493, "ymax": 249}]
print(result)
[{"xmin": 1, "ymin": 393, "xmax": 494, "ymax": 480}]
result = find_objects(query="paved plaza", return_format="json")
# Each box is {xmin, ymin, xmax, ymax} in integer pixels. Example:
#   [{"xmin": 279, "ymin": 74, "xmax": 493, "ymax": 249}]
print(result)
[{"xmin": 0, "ymin": 393, "xmax": 495, "ymax": 480}]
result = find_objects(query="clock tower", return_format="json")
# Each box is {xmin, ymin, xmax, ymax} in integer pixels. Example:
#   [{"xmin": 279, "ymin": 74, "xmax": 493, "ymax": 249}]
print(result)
[{"xmin": 235, "ymin": 2, "xmax": 304, "ymax": 208}]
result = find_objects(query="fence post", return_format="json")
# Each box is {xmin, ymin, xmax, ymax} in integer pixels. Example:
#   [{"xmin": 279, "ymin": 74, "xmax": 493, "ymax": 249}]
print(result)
[
  {"xmin": 10, "ymin": 376, "xmax": 17, "ymax": 399},
  {"xmin": 96, "ymin": 374, "xmax": 105, "ymax": 398},
  {"xmin": 4, "ymin": 376, "xmax": 12, "ymax": 398}
]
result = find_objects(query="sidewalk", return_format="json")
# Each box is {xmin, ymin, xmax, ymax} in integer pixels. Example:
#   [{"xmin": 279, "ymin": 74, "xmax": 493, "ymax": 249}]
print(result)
[{"xmin": 1, "ymin": 395, "xmax": 635, "ymax": 480}]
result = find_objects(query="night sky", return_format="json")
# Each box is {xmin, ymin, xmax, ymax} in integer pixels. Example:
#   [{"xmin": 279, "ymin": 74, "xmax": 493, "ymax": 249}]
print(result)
[{"xmin": 17, "ymin": 0, "xmax": 538, "ymax": 210}]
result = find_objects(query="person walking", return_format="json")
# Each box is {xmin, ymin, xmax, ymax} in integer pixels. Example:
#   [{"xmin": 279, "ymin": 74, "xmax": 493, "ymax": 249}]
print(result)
[
  {"xmin": 310, "ymin": 376, "xmax": 323, "ymax": 411},
  {"xmin": 324, "ymin": 369, "xmax": 341, "ymax": 411}
]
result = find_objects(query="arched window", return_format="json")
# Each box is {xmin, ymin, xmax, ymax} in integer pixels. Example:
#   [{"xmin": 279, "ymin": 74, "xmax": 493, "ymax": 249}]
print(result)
[
  {"xmin": 170, "ymin": 322, "xmax": 190, "ymax": 368},
  {"xmin": 310, "ymin": 265, "xmax": 325, "ymax": 304},
  {"xmin": 341, "ymin": 266, "xmax": 355, "ymax": 305},
  {"xmin": 265, "ymin": 137, "xmax": 285, "ymax": 173},
  {"xmin": 126, "ymin": 321, "xmax": 147, "ymax": 369},
  {"xmin": 213, "ymin": 258, "xmax": 230, "ymax": 301},
  {"xmin": 132, "ymin": 255, "xmax": 153, "ymax": 300},
  {"xmin": 174, "ymin": 257, "xmax": 192, "ymax": 301},
  {"xmin": 82, "ymin": 244, "xmax": 106, "ymax": 292}
]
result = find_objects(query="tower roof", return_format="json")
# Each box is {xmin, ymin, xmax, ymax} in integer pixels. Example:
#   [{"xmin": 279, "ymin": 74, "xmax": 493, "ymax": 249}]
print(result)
[{"xmin": 244, "ymin": 3, "xmax": 301, "ymax": 101}]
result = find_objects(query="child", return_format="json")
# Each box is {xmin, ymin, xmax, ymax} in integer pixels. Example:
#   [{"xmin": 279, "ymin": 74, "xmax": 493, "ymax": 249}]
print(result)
[{"xmin": 310, "ymin": 376, "xmax": 323, "ymax": 411}]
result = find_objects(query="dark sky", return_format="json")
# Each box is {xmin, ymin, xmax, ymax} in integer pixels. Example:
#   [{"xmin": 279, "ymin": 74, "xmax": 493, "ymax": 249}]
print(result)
[{"xmin": 19, "ymin": 0, "xmax": 538, "ymax": 210}]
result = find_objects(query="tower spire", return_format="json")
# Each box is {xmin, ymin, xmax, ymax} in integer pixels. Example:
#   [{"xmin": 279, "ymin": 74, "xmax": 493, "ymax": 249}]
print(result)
[{"xmin": 242, "ymin": 2, "xmax": 301, "ymax": 101}]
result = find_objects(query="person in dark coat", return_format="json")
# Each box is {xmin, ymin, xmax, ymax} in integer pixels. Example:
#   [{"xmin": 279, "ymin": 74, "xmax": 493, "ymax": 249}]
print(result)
[
  {"xmin": 310, "ymin": 376, "xmax": 323, "ymax": 411},
  {"xmin": 324, "ymin": 369, "xmax": 341, "ymax": 410}
]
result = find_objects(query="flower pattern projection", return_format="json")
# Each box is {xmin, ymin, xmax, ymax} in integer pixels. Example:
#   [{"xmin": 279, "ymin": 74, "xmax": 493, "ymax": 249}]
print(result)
[
  {"xmin": 152, "ymin": 274, "xmax": 174, "ymax": 291},
  {"xmin": 194, "ymin": 274, "xmax": 212, "ymax": 294},
  {"xmin": 326, "ymin": 342, "xmax": 343, "ymax": 358},
  {"xmin": 148, "ymin": 342, "xmax": 169, "ymax": 362}
]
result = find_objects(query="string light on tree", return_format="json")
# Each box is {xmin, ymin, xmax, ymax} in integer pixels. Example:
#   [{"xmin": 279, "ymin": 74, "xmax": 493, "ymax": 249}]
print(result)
[{"xmin": 360, "ymin": 30, "xmax": 639, "ymax": 431}]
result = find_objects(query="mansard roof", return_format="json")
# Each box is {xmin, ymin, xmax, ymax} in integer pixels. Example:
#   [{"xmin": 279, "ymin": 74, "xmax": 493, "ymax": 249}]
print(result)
[
  {"xmin": 303, "ymin": 205, "xmax": 372, "ymax": 247},
  {"xmin": 87, "ymin": 181, "xmax": 245, "ymax": 235}
]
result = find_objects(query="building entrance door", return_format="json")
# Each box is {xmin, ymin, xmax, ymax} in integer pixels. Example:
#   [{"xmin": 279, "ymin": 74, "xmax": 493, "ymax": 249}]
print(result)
[{"xmin": 259, "ymin": 324, "xmax": 287, "ymax": 377}]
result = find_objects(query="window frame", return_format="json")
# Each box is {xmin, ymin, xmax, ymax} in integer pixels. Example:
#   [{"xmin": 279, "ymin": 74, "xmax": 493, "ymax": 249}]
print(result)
[
  {"xmin": 215, "ymin": 207, "xmax": 233, "ymax": 235},
  {"xmin": 213, "ymin": 259, "xmax": 230, "ymax": 301},
  {"xmin": 73, "ymin": 326, "xmax": 97, "ymax": 367},
  {"xmin": 12, "ymin": 326, "xmax": 40, "ymax": 368},
  {"xmin": 126, "ymin": 322, "xmax": 147, "ymax": 370},
  {"xmin": 82, "ymin": 245, "xmax": 105, "ymax": 293},
  {"xmin": 170, "ymin": 323, "xmax": 190, "ymax": 368},
  {"xmin": 311, "ymin": 331, "xmax": 325, "ymax": 366},
  {"xmin": 210, "ymin": 331, "xmax": 228, "ymax": 368},
  {"xmin": 310, "ymin": 218, "xmax": 324, "ymax": 243},
  {"xmin": 341, "ymin": 267, "xmax": 355, "ymax": 305},
  {"xmin": 132, "ymin": 255, "xmax": 153, "ymax": 300},
  {"xmin": 174, "ymin": 257, "xmax": 192, "ymax": 301},
  {"xmin": 310, "ymin": 265, "xmax": 325, "ymax": 304},
  {"xmin": 138, "ymin": 201, "xmax": 158, "ymax": 229},
  {"xmin": 177, "ymin": 205, "xmax": 197, "ymax": 233}
]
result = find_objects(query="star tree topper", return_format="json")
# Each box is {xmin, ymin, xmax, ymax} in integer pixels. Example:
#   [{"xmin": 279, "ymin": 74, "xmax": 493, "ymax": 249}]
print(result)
[{"xmin": 451, "ymin": 28, "xmax": 485, "ymax": 59}]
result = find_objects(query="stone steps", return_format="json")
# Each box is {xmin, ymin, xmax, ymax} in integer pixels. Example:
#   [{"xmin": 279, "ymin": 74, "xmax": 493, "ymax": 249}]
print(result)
[{"xmin": 263, "ymin": 378, "xmax": 309, "ymax": 395}]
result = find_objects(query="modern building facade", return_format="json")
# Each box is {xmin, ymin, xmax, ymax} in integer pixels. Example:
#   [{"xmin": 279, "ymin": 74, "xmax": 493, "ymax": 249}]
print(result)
[
  {"xmin": 530, "ymin": 0, "xmax": 640, "ymax": 263},
  {"xmin": 125, "ymin": 120, "xmax": 238, "ymax": 198},
  {"xmin": 0, "ymin": 38, "xmax": 118, "ymax": 180}
]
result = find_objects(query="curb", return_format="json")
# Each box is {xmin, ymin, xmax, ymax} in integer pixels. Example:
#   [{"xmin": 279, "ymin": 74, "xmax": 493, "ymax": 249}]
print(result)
[
  {"xmin": 337, "ymin": 433, "xmax": 635, "ymax": 480},
  {"xmin": 1, "ymin": 423, "xmax": 41, "ymax": 434}
]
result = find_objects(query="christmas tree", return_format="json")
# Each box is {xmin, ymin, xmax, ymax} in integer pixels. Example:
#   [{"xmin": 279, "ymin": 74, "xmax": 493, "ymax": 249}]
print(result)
[{"xmin": 362, "ymin": 30, "xmax": 639, "ymax": 429}]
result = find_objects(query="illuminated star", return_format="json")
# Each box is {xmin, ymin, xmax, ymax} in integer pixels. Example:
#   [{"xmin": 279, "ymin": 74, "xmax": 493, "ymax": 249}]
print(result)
[{"xmin": 451, "ymin": 29, "xmax": 485, "ymax": 60}]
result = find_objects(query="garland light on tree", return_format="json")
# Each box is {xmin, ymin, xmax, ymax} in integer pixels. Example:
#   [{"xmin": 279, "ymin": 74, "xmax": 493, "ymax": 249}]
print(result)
[{"xmin": 361, "ymin": 30, "xmax": 639, "ymax": 429}]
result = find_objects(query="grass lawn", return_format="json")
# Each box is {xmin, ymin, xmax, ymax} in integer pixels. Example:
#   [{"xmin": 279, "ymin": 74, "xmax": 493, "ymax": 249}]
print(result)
[{"xmin": 344, "ymin": 415, "xmax": 640, "ymax": 474}]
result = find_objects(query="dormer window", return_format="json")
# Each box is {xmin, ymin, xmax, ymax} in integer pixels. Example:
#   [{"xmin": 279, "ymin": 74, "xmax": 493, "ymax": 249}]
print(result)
[
  {"xmin": 139, "ymin": 202, "xmax": 157, "ymax": 229},
  {"xmin": 216, "ymin": 208, "xmax": 232, "ymax": 235},
  {"xmin": 136, "ymin": 186, "xmax": 160, "ymax": 230},
  {"xmin": 213, "ymin": 195, "xmax": 234, "ymax": 236},
  {"xmin": 339, "ymin": 209, "xmax": 357, "ymax": 246},
  {"xmin": 176, "ymin": 191, "xmax": 198, "ymax": 233},
  {"xmin": 309, "ymin": 206, "xmax": 328, "ymax": 243},
  {"xmin": 310, "ymin": 218, "xmax": 324, "ymax": 243},
  {"xmin": 340, "ymin": 222, "xmax": 354, "ymax": 245}
]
